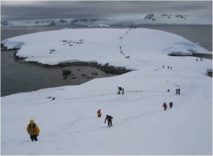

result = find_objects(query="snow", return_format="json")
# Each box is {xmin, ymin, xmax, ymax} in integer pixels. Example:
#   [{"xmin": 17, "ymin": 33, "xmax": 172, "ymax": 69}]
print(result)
[
  {"xmin": 2, "ymin": 28, "xmax": 211, "ymax": 66},
  {"xmin": 1, "ymin": 28, "xmax": 212, "ymax": 155},
  {"xmin": 1, "ymin": 39, "xmax": 25, "ymax": 50}
]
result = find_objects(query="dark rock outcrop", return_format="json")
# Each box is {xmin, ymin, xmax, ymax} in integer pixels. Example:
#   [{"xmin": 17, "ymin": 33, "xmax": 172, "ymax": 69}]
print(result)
[{"xmin": 62, "ymin": 69, "xmax": 72, "ymax": 79}]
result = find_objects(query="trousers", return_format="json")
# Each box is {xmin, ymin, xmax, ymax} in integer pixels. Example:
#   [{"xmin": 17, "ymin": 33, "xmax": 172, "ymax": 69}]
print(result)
[{"xmin": 30, "ymin": 135, "xmax": 38, "ymax": 141}]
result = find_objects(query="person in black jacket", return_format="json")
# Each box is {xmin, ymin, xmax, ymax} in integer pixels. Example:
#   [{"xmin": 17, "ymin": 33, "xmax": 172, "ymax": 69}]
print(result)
[
  {"xmin": 117, "ymin": 86, "xmax": 122, "ymax": 94},
  {"xmin": 169, "ymin": 102, "xmax": 173, "ymax": 108},
  {"xmin": 104, "ymin": 115, "xmax": 113, "ymax": 127},
  {"xmin": 117, "ymin": 86, "xmax": 124, "ymax": 95}
]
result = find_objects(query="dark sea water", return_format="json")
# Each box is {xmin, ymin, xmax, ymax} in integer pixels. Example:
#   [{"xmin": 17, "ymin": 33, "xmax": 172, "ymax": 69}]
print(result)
[{"xmin": 1, "ymin": 25, "xmax": 212, "ymax": 97}]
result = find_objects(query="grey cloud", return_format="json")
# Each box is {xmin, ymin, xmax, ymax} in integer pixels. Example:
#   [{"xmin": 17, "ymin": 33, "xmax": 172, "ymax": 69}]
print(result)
[{"xmin": 1, "ymin": 1, "xmax": 212, "ymax": 20}]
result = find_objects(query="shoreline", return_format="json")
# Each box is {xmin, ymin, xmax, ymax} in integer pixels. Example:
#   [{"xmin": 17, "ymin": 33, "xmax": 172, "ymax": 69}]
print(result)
[
  {"xmin": 169, "ymin": 53, "xmax": 212, "ymax": 60},
  {"xmin": 1, "ymin": 50, "xmax": 131, "ymax": 97},
  {"xmin": 1, "ymin": 48, "xmax": 211, "ymax": 97},
  {"xmin": 13, "ymin": 51, "xmax": 132, "ymax": 75}
]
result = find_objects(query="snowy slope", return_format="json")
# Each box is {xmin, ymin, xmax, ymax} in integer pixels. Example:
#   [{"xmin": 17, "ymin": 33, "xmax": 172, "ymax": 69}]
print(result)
[{"xmin": 1, "ymin": 28, "xmax": 212, "ymax": 155}]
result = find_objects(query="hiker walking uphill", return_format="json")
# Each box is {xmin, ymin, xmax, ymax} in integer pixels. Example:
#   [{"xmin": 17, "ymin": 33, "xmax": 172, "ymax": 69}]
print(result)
[
  {"xmin": 162, "ymin": 102, "xmax": 167, "ymax": 111},
  {"xmin": 169, "ymin": 102, "xmax": 173, "ymax": 108},
  {"xmin": 26, "ymin": 119, "xmax": 40, "ymax": 141},
  {"xmin": 104, "ymin": 115, "xmax": 113, "ymax": 127},
  {"xmin": 97, "ymin": 109, "xmax": 101, "ymax": 118}
]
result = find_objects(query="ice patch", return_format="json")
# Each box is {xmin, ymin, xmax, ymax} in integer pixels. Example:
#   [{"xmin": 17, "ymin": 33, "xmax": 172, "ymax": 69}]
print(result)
[
  {"xmin": 2, "ymin": 39, "xmax": 25, "ymax": 50},
  {"xmin": 163, "ymin": 42, "xmax": 210, "ymax": 56}
]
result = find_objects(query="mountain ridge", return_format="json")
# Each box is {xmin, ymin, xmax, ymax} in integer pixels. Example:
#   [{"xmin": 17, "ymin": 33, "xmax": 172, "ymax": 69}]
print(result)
[{"xmin": 1, "ymin": 13, "xmax": 211, "ymax": 27}]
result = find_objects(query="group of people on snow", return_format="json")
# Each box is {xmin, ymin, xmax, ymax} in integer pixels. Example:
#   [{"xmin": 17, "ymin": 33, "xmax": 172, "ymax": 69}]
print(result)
[
  {"xmin": 162, "ymin": 65, "xmax": 172, "ymax": 70},
  {"xmin": 162, "ymin": 102, "xmax": 173, "ymax": 111},
  {"xmin": 97, "ymin": 109, "xmax": 113, "ymax": 127},
  {"xmin": 196, "ymin": 57, "xmax": 203, "ymax": 61},
  {"xmin": 176, "ymin": 88, "xmax": 181, "ymax": 95},
  {"xmin": 27, "ymin": 85, "xmax": 180, "ymax": 142},
  {"xmin": 26, "ymin": 111, "xmax": 114, "ymax": 142},
  {"xmin": 117, "ymin": 86, "xmax": 124, "ymax": 95},
  {"xmin": 119, "ymin": 32, "xmax": 131, "ymax": 59}
]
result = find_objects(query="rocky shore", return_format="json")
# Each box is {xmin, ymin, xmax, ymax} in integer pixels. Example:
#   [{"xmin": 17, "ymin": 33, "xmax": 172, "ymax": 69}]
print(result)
[
  {"xmin": 2, "ymin": 50, "xmax": 129, "ymax": 97},
  {"xmin": 13, "ymin": 53, "xmax": 132, "ymax": 75},
  {"xmin": 2, "ymin": 44, "xmax": 211, "ymax": 78},
  {"xmin": 1, "ymin": 43, "xmax": 132, "ymax": 75}
]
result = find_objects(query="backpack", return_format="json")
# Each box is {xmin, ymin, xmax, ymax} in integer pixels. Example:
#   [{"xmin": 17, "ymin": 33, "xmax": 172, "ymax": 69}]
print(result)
[{"xmin": 107, "ymin": 115, "xmax": 113, "ymax": 120}]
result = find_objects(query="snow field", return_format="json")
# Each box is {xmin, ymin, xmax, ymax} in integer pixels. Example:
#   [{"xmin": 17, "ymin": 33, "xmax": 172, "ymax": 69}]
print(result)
[{"xmin": 1, "ymin": 28, "xmax": 212, "ymax": 154}]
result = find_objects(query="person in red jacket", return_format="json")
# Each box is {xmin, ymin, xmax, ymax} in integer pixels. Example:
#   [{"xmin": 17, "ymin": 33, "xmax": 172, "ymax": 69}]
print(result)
[
  {"xmin": 97, "ymin": 109, "xmax": 101, "ymax": 118},
  {"xmin": 162, "ymin": 102, "xmax": 167, "ymax": 111}
]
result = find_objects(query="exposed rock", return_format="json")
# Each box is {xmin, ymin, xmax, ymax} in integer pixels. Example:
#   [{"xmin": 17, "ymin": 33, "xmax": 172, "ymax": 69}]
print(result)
[
  {"xmin": 144, "ymin": 14, "xmax": 154, "ymax": 20},
  {"xmin": 12, "ymin": 53, "xmax": 132, "ymax": 75},
  {"xmin": 62, "ymin": 69, "xmax": 72, "ymax": 79}
]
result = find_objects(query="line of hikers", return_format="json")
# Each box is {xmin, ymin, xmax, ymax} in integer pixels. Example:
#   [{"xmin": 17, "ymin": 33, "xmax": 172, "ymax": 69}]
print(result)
[
  {"xmin": 26, "ymin": 85, "xmax": 178, "ymax": 142},
  {"xmin": 27, "ymin": 101, "xmax": 175, "ymax": 142},
  {"xmin": 162, "ymin": 65, "xmax": 172, "ymax": 70},
  {"xmin": 26, "ymin": 111, "xmax": 113, "ymax": 141},
  {"xmin": 119, "ymin": 29, "xmax": 131, "ymax": 59}
]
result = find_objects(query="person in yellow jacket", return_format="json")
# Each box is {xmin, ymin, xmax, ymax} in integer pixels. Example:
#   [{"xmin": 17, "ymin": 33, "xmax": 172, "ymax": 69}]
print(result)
[{"xmin": 26, "ymin": 119, "xmax": 40, "ymax": 141}]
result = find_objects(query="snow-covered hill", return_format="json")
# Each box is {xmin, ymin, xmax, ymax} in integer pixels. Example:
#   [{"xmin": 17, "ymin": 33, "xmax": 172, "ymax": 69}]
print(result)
[
  {"xmin": 1, "ymin": 13, "xmax": 211, "ymax": 27},
  {"xmin": 1, "ymin": 28, "xmax": 212, "ymax": 155}
]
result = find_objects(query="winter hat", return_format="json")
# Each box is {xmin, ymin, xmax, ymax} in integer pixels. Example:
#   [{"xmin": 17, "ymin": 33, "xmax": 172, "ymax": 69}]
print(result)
[{"xmin": 30, "ymin": 119, "xmax": 34, "ymax": 124}]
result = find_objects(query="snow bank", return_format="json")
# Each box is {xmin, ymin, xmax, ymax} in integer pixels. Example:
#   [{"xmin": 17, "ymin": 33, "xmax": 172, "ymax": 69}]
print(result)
[
  {"xmin": 1, "ymin": 28, "xmax": 212, "ymax": 155},
  {"xmin": 163, "ymin": 42, "xmax": 210, "ymax": 56},
  {"xmin": 1, "ymin": 39, "xmax": 25, "ymax": 50}
]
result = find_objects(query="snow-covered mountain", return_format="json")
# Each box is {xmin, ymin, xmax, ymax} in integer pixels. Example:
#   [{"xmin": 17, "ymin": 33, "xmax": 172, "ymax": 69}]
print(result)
[
  {"xmin": 1, "ymin": 14, "xmax": 211, "ymax": 27},
  {"xmin": 0, "ymin": 18, "xmax": 111, "ymax": 27},
  {"xmin": 1, "ymin": 19, "xmax": 71, "ymax": 27},
  {"xmin": 111, "ymin": 14, "xmax": 211, "ymax": 26},
  {"xmin": 1, "ymin": 28, "xmax": 212, "ymax": 155},
  {"xmin": 140, "ymin": 14, "xmax": 210, "ymax": 25},
  {"xmin": 1, "ymin": 20, "xmax": 15, "ymax": 27}
]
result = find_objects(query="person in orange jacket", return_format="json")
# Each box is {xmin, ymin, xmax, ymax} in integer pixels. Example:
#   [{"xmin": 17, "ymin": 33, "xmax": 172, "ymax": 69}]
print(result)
[
  {"xmin": 97, "ymin": 109, "xmax": 101, "ymax": 118},
  {"xmin": 26, "ymin": 119, "xmax": 40, "ymax": 141},
  {"xmin": 162, "ymin": 102, "xmax": 167, "ymax": 111}
]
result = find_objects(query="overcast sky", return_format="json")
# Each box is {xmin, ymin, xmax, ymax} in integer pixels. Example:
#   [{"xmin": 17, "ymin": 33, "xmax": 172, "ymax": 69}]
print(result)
[{"xmin": 1, "ymin": 1, "xmax": 212, "ymax": 20}]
